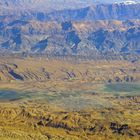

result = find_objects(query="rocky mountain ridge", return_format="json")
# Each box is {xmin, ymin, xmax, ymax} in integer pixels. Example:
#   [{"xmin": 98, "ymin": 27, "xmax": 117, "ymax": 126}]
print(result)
[
  {"xmin": 1, "ymin": 3, "xmax": 140, "ymax": 21},
  {"xmin": 0, "ymin": 19, "xmax": 140, "ymax": 57},
  {"xmin": 0, "ymin": 1, "xmax": 140, "ymax": 58}
]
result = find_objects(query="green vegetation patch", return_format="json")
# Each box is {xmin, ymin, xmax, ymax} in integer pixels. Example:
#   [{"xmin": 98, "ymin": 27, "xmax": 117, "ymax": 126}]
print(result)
[
  {"xmin": 104, "ymin": 83, "xmax": 140, "ymax": 94},
  {"xmin": 0, "ymin": 90, "xmax": 31, "ymax": 101}
]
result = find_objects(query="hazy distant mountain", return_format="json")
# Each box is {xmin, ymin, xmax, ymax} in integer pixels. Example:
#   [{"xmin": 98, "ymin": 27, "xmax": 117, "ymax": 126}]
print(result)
[
  {"xmin": 1, "ymin": 0, "xmax": 139, "ymax": 11},
  {"xmin": 0, "ymin": 0, "xmax": 96, "ymax": 11},
  {"xmin": 0, "ymin": 2, "xmax": 140, "ymax": 21}
]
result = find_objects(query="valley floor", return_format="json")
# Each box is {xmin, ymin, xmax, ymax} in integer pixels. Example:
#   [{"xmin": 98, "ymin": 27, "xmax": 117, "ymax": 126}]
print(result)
[{"xmin": 0, "ymin": 57, "xmax": 139, "ymax": 140}]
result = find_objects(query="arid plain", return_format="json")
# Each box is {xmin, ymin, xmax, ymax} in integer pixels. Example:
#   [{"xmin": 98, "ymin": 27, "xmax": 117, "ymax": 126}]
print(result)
[{"xmin": 0, "ymin": 56, "xmax": 139, "ymax": 140}]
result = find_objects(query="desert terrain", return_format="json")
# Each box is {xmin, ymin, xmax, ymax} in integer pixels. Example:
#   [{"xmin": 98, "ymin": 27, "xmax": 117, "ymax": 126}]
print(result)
[{"xmin": 0, "ymin": 56, "xmax": 139, "ymax": 140}]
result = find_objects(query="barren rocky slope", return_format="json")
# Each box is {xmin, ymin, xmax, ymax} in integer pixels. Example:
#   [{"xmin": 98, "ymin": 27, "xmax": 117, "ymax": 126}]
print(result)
[
  {"xmin": 0, "ymin": 98, "xmax": 139, "ymax": 140},
  {"xmin": 0, "ymin": 19, "xmax": 140, "ymax": 57}
]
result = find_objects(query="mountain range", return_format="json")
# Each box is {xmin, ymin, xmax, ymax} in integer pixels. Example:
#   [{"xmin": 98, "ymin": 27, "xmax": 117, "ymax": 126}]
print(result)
[{"xmin": 0, "ymin": 0, "xmax": 140, "ymax": 58}]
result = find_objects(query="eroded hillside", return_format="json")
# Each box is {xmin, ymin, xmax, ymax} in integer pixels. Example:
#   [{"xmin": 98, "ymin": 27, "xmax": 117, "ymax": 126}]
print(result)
[
  {"xmin": 0, "ymin": 19, "xmax": 140, "ymax": 57},
  {"xmin": 0, "ymin": 98, "xmax": 140, "ymax": 140},
  {"xmin": 0, "ymin": 57, "xmax": 139, "ymax": 83}
]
